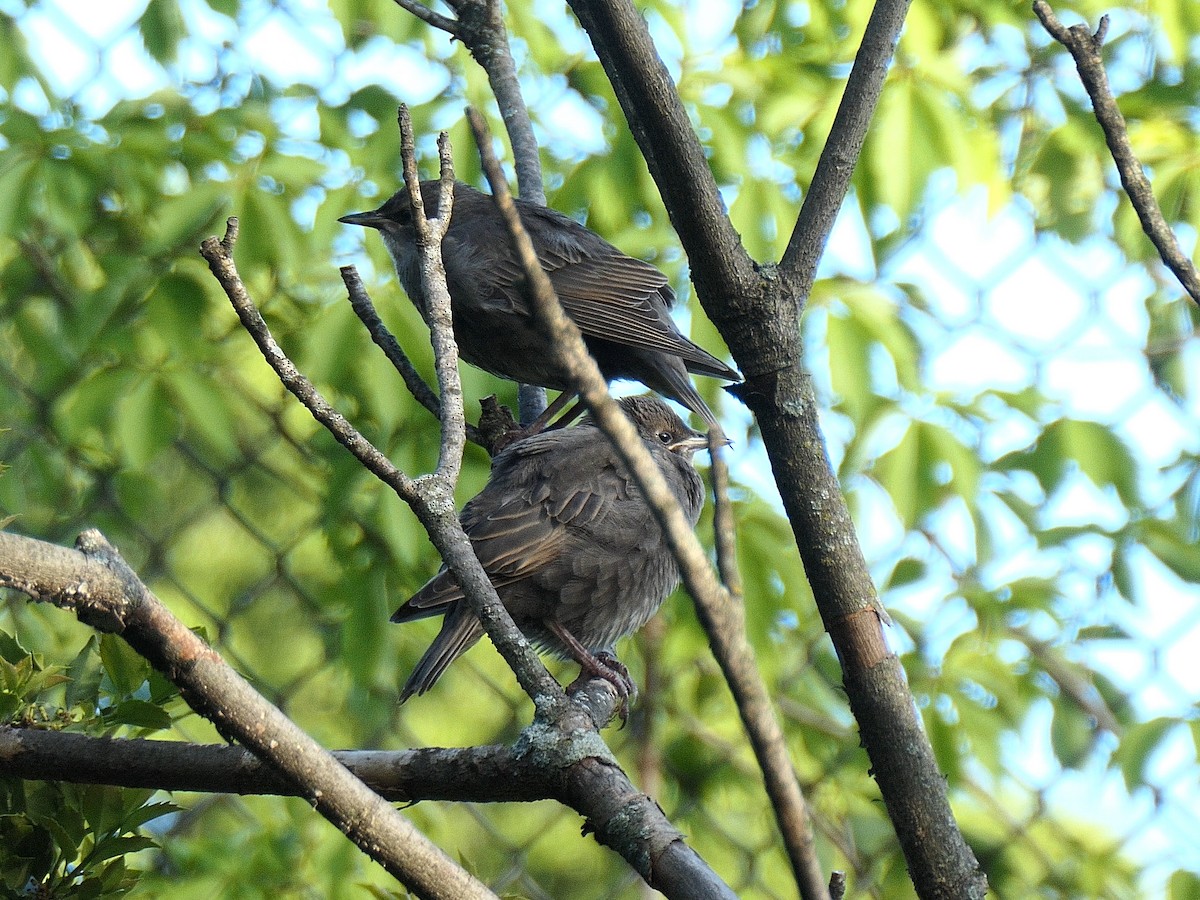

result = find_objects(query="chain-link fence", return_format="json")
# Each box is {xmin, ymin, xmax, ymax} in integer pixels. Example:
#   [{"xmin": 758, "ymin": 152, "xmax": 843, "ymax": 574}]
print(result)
[{"xmin": 2, "ymin": 1, "xmax": 1198, "ymax": 896}]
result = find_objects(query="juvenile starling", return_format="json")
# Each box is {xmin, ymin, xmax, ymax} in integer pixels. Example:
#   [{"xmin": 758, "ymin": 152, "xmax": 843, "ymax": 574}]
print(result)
[
  {"xmin": 393, "ymin": 394, "xmax": 707, "ymax": 702},
  {"xmin": 339, "ymin": 181, "xmax": 739, "ymax": 430}
]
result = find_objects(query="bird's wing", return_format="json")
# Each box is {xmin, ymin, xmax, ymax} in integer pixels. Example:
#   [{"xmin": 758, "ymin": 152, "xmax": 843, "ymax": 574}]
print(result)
[
  {"xmin": 485, "ymin": 205, "xmax": 737, "ymax": 379},
  {"xmin": 546, "ymin": 254, "xmax": 737, "ymax": 375},
  {"xmin": 393, "ymin": 433, "xmax": 618, "ymax": 618}
]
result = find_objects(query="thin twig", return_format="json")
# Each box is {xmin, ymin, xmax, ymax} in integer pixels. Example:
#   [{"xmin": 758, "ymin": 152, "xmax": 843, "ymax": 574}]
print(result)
[
  {"xmin": 1033, "ymin": 0, "xmax": 1200, "ymax": 304},
  {"xmin": 393, "ymin": 0, "xmax": 549, "ymax": 423},
  {"xmin": 397, "ymin": 109, "xmax": 466, "ymax": 483},
  {"xmin": 466, "ymin": 104, "xmax": 829, "ymax": 900},
  {"xmin": 708, "ymin": 435, "xmax": 743, "ymax": 598},
  {"xmin": 340, "ymin": 264, "xmax": 485, "ymax": 448},
  {"xmin": 391, "ymin": 0, "xmax": 461, "ymax": 37},
  {"xmin": 1009, "ymin": 627, "xmax": 1122, "ymax": 734},
  {"xmin": 202, "ymin": 223, "xmax": 415, "ymax": 496}
]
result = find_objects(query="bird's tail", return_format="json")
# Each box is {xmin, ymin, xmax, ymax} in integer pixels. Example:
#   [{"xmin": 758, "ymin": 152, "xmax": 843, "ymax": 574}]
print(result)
[
  {"xmin": 399, "ymin": 607, "xmax": 485, "ymax": 702},
  {"xmin": 672, "ymin": 380, "xmax": 721, "ymax": 431}
]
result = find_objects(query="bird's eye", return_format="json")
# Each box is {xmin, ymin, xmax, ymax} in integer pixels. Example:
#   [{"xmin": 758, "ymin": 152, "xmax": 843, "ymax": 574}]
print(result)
[{"xmin": 657, "ymin": 430, "xmax": 673, "ymax": 444}]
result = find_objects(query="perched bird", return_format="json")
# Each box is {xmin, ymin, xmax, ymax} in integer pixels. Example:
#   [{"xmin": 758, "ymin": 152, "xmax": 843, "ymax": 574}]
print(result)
[
  {"xmin": 339, "ymin": 181, "xmax": 739, "ymax": 431},
  {"xmin": 392, "ymin": 394, "xmax": 707, "ymax": 703}
]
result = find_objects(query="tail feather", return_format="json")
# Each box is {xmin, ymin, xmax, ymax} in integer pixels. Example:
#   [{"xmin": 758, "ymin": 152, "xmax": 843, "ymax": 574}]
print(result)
[
  {"xmin": 399, "ymin": 606, "xmax": 485, "ymax": 702},
  {"xmin": 680, "ymin": 344, "xmax": 740, "ymax": 382},
  {"xmin": 670, "ymin": 379, "xmax": 720, "ymax": 431},
  {"xmin": 643, "ymin": 355, "xmax": 722, "ymax": 431}
]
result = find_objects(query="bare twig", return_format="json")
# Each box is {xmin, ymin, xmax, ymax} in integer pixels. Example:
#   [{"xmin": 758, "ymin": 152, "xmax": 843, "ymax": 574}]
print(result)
[
  {"xmin": 0, "ymin": 530, "xmax": 495, "ymax": 900},
  {"xmin": 201, "ymin": 213, "xmax": 564, "ymax": 711},
  {"xmin": 708, "ymin": 435, "xmax": 743, "ymax": 597},
  {"xmin": 1009, "ymin": 627, "xmax": 1122, "ymax": 734},
  {"xmin": 443, "ymin": 0, "xmax": 544, "ymax": 203},
  {"xmin": 391, "ymin": 0, "xmax": 461, "ymax": 37},
  {"xmin": 466, "ymin": 105, "xmax": 829, "ymax": 900},
  {"xmin": 393, "ymin": 0, "xmax": 549, "ymax": 423},
  {"xmin": 397, "ymin": 110, "xmax": 466, "ymax": 482},
  {"xmin": 340, "ymin": 264, "xmax": 485, "ymax": 448},
  {"xmin": 1033, "ymin": 0, "xmax": 1200, "ymax": 305}
]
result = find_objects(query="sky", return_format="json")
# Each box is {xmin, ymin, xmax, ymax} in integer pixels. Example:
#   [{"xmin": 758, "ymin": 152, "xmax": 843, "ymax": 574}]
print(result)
[{"xmin": 5, "ymin": 0, "xmax": 1199, "ymax": 889}]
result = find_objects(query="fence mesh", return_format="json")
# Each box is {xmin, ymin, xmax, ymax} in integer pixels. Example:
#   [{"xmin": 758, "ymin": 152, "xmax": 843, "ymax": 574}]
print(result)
[{"xmin": 2, "ymin": 1, "xmax": 1198, "ymax": 897}]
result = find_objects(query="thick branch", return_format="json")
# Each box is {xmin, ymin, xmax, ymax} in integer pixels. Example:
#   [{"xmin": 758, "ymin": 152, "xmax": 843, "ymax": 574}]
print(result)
[
  {"xmin": 566, "ymin": 2, "xmax": 987, "ymax": 897},
  {"xmin": 0, "ymin": 728, "xmax": 538, "ymax": 803},
  {"xmin": 1033, "ymin": 0, "xmax": 1200, "ymax": 305},
  {"xmin": 564, "ymin": 0, "xmax": 757, "ymax": 320},
  {"xmin": 0, "ymin": 530, "xmax": 493, "ymax": 900}
]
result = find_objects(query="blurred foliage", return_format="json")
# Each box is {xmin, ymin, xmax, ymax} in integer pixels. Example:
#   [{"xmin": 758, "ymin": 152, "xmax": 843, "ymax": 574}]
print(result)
[{"xmin": 1, "ymin": 0, "xmax": 1199, "ymax": 897}]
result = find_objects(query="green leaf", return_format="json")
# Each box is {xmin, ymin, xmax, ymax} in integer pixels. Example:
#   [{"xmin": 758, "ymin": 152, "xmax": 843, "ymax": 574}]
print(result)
[
  {"xmin": 0, "ymin": 154, "xmax": 36, "ymax": 237},
  {"xmin": 1168, "ymin": 870, "xmax": 1200, "ymax": 900},
  {"xmin": 163, "ymin": 369, "xmax": 240, "ymax": 463},
  {"xmin": 139, "ymin": 0, "xmax": 184, "ymax": 64},
  {"xmin": 98, "ymin": 635, "xmax": 149, "ymax": 698},
  {"xmin": 89, "ymin": 833, "xmax": 159, "ymax": 866},
  {"xmin": 1114, "ymin": 717, "xmax": 1177, "ymax": 791},
  {"xmin": 997, "ymin": 419, "xmax": 1139, "ymax": 505},
  {"xmin": 102, "ymin": 699, "xmax": 173, "ymax": 732},
  {"xmin": 119, "ymin": 800, "xmax": 181, "ymax": 833},
  {"xmin": 1140, "ymin": 520, "xmax": 1200, "ymax": 583},
  {"xmin": 116, "ymin": 375, "xmax": 176, "ymax": 468},
  {"xmin": 873, "ymin": 419, "xmax": 920, "ymax": 527},
  {"xmin": 143, "ymin": 184, "xmax": 228, "ymax": 257},
  {"xmin": 1050, "ymin": 702, "xmax": 1094, "ymax": 769}
]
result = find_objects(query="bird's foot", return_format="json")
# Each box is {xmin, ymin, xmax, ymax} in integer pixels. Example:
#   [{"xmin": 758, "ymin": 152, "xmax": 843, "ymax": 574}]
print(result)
[
  {"xmin": 567, "ymin": 651, "xmax": 638, "ymax": 724},
  {"xmin": 477, "ymin": 396, "xmax": 521, "ymax": 453}
]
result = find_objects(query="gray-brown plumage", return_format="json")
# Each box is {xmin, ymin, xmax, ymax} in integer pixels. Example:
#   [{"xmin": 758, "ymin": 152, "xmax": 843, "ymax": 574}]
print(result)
[
  {"xmin": 393, "ymin": 395, "xmax": 707, "ymax": 701},
  {"xmin": 339, "ymin": 181, "xmax": 739, "ymax": 430}
]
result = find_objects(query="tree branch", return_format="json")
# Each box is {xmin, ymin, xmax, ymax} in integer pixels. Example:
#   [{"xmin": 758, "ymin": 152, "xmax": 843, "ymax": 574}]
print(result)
[
  {"xmin": 391, "ymin": 0, "xmax": 461, "ymax": 38},
  {"xmin": 200, "ymin": 202, "xmax": 566, "ymax": 716},
  {"xmin": 466, "ymin": 105, "xmax": 829, "ymax": 900},
  {"xmin": 396, "ymin": 0, "xmax": 550, "ymax": 422},
  {"xmin": 708, "ymin": 437, "xmax": 743, "ymax": 597},
  {"xmin": 1033, "ymin": 0, "xmax": 1200, "ymax": 305},
  {"xmin": 563, "ymin": 0, "xmax": 758, "ymax": 322},
  {"xmin": 339, "ymin": 264, "xmax": 485, "ymax": 448},
  {"xmin": 564, "ymin": 1, "xmax": 989, "ymax": 897},
  {"xmin": 0, "ymin": 530, "xmax": 494, "ymax": 900},
  {"xmin": 780, "ymin": 0, "xmax": 914, "ymax": 302}
]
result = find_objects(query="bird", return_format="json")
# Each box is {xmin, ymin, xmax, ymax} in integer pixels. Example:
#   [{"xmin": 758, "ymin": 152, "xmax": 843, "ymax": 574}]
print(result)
[
  {"xmin": 392, "ymin": 394, "xmax": 708, "ymax": 704},
  {"xmin": 339, "ymin": 181, "xmax": 740, "ymax": 431}
]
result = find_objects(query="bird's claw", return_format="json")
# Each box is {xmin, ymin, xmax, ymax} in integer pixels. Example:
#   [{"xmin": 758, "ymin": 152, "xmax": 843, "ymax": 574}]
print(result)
[{"xmin": 567, "ymin": 652, "xmax": 638, "ymax": 726}]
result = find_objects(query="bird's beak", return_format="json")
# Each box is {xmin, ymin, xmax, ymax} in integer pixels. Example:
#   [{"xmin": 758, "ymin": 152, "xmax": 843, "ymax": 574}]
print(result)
[
  {"xmin": 670, "ymin": 430, "xmax": 712, "ymax": 455},
  {"xmin": 338, "ymin": 210, "xmax": 389, "ymax": 230}
]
